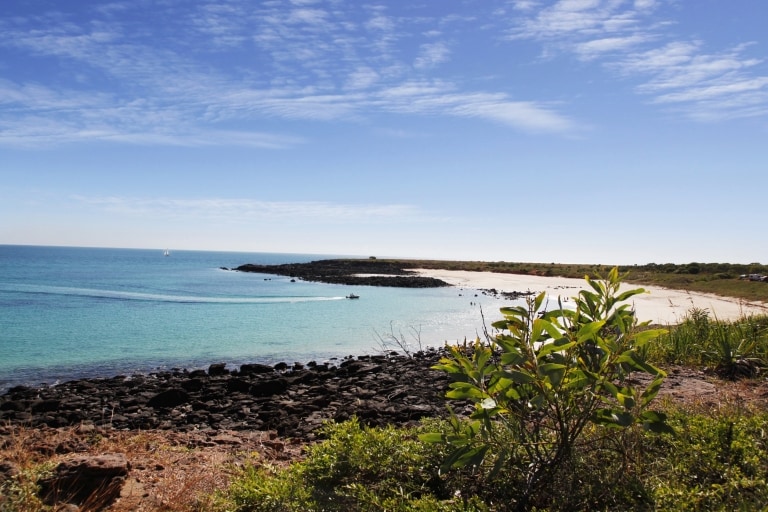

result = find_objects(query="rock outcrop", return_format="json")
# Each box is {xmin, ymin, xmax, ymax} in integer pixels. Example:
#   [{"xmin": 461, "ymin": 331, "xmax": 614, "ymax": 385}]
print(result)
[
  {"xmin": 234, "ymin": 259, "xmax": 451, "ymax": 288},
  {"xmin": 38, "ymin": 454, "xmax": 129, "ymax": 509},
  {"xmin": 0, "ymin": 350, "xmax": 452, "ymax": 441}
]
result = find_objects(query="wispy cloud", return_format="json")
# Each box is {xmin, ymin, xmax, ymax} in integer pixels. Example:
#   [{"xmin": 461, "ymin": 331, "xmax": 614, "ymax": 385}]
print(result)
[
  {"xmin": 414, "ymin": 41, "xmax": 451, "ymax": 70},
  {"xmin": 507, "ymin": 0, "xmax": 768, "ymax": 120},
  {"xmin": 0, "ymin": 0, "xmax": 578, "ymax": 148},
  {"xmin": 72, "ymin": 195, "xmax": 420, "ymax": 223}
]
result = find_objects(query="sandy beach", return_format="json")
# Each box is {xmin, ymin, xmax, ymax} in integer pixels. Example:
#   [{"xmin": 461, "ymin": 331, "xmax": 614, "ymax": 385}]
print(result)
[{"xmin": 412, "ymin": 269, "xmax": 768, "ymax": 325}]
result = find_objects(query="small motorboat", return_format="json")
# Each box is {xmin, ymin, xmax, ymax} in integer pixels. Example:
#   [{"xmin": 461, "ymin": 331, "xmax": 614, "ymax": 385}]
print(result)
[{"xmin": 346, "ymin": 293, "xmax": 360, "ymax": 299}]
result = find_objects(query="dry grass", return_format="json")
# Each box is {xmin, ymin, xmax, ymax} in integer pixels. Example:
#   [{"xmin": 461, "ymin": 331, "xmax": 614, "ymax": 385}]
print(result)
[{"xmin": 0, "ymin": 424, "xmax": 304, "ymax": 511}]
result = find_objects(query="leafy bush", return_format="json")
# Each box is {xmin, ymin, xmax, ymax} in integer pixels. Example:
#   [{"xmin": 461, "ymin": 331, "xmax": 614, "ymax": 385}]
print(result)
[
  {"xmin": 422, "ymin": 268, "xmax": 672, "ymax": 510},
  {"xmin": 644, "ymin": 407, "xmax": 768, "ymax": 510},
  {"xmin": 221, "ymin": 418, "xmax": 482, "ymax": 512}
]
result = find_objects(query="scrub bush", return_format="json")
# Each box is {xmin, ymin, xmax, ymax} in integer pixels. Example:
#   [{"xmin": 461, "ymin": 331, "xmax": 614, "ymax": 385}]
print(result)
[{"xmin": 422, "ymin": 268, "xmax": 672, "ymax": 510}]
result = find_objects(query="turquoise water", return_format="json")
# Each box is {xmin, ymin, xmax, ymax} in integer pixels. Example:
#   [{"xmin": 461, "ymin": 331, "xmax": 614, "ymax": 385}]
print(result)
[{"xmin": 0, "ymin": 245, "xmax": 516, "ymax": 391}]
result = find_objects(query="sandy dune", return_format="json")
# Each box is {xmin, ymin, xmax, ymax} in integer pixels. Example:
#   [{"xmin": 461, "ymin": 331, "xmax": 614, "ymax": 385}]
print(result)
[{"xmin": 412, "ymin": 269, "xmax": 768, "ymax": 325}]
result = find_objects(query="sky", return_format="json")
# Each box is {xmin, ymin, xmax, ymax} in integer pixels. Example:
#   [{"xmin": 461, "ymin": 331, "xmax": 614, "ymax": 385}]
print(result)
[{"xmin": 1, "ymin": 0, "xmax": 767, "ymax": 265}]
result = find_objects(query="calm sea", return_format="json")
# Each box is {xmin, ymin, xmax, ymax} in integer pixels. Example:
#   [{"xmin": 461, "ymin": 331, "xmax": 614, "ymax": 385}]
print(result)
[{"xmin": 0, "ymin": 245, "xmax": 516, "ymax": 392}]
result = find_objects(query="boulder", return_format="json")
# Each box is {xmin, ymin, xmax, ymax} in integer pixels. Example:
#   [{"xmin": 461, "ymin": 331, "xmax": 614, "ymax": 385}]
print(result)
[
  {"xmin": 39, "ymin": 453, "xmax": 129, "ymax": 509},
  {"xmin": 147, "ymin": 389, "xmax": 190, "ymax": 408}
]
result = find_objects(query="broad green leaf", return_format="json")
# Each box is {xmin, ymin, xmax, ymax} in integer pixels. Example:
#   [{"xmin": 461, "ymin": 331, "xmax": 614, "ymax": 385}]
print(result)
[
  {"xmin": 616, "ymin": 351, "xmax": 666, "ymax": 376},
  {"xmin": 500, "ymin": 351, "xmax": 527, "ymax": 366},
  {"xmin": 616, "ymin": 392, "xmax": 635, "ymax": 410},
  {"xmin": 640, "ymin": 375, "xmax": 665, "ymax": 407},
  {"xmin": 539, "ymin": 363, "xmax": 566, "ymax": 387},
  {"xmin": 615, "ymin": 288, "xmax": 646, "ymax": 303},
  {"xmin": 592, "ymin": 408, "xmax": 634, "ymax": 428},
  {"xmin": 451, "ymin": 445, "xmax": 490, "ymax": 468},
  {"xmin": 563, "ymin": 369, "xmax": 593, "ymax": 390},
  {"xmin": 488, "ymin": 376, "xmax": 513, "ymax": 394},
  {"xmin": 446, "ymin": 382, "xmax": 485, "ymax": 400},
  {"xmin": 537, "ymin": 339, "xmax": 576, "ymax": 358},
  {"xmin": 418, "ymin": 433, "xmax": 445, "ymax": 443},
  {"xmin": 577, "ymin": 321, "xmax": 606, "ymax": 342},
  {"xmin": 500, "ymin": 370, "xmax": 536, "ymax": 384},
  {"xmin": 640, "ymin": 410, "xmax": 675, "ymax": 435}
]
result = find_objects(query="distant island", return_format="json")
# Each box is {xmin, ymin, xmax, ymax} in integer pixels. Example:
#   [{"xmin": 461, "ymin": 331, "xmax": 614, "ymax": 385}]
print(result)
[{"xmin": 233, "ymin": 259, "xmax": 450, "ymax": 288}]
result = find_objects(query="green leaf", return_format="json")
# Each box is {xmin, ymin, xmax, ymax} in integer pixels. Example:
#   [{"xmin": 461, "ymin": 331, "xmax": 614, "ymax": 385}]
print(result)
[
  {"xmin": 488, "ymin": 376, "xmax": 513, "ymax": 394},
  {"xmin": 451, "ymin": 445, "xmax": 490, "ymax": 469},
  {"xmin": 592, "ymin": 408, "xmax": 634, "ymax": 428},
  {"xmin": 418, "ymin": 433, "xmax": 445, "ymax": 443},
  {"xmin": 640, "ymin": 375, "xmax": 665, "ymax": 407},
  {"xmin": 537, "ymin": 338, "xmax": 576, "ymax": 358},
  {"xmin": 500, "ymin": 351, "xmax": 527, "ymax": 366},
  {"xmin": 640, "ymin": 410, "xmax": 675, "ymax": 435},
  {"xmin": 500, "ymin": 370, "xmax": 535, "ymax": 384},
  {"xmin": 616, "ymin": 392, "xmax": 635, "ymax": 410},
  {"xmin": 614, "ymin": 288, "xmax": 646, "ymax": 303},
  {"xmin": 446, "ymin": 382, "xmax": 485, "ymax": 400},
  {"xmin": 577, "ymin": 321, "xmax": 606, "ymax": 342}
]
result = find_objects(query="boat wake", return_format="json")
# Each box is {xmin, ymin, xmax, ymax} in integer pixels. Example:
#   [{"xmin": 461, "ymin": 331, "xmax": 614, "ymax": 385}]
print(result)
[{"xmin": 0, "ymin": 283, "xmax": 346, "ymax": 304}]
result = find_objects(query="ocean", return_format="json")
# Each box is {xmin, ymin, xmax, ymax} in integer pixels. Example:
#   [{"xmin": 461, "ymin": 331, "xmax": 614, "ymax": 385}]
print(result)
[{"xmin": 0, "ymin": 245, "xmax": 517, "ymax": 392}]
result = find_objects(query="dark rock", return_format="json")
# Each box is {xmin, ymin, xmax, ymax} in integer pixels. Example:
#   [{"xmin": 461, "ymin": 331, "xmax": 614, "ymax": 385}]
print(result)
[
  {"xmin": 0, "ymin": 400, "xmax": 24, "ymax": 411},
  {"xmin": 38, "ymin": 453, "xmax": 129, "ymax": 509},
  {"xmin": 0, "ymin": 350, "xmax": 451, "ymax": 440},
  {"xmin": 239, "ymin": 363, "xmax": 274, "ymax": 375},
  {"xmin": 208, "ymin": 363, "xmax": 228, "ymax": 376},
  {"xmin": 180, "ymin": 378, "xmax": 204, "ymax": 392},
  {"xmin": 226, "ymin": 378, "xmax": 252, "ymax": 394},
  {"xmin": 250, "ymin": 378, "xmax": 288, "ymax": 397},
  {"xmin": 31, "ymin": 399, "xmax": 61, "ymax": 413},
  {"xmin": 0, "ymin": 460, "xmax": 20, "ymax": 484},
  {"xmin": 147, "ymin": 389, "xmax": 190, "ymax": 409},
  {"xmin": 234, "ymin": 259, "xmax": 451, "ymax": 288}
]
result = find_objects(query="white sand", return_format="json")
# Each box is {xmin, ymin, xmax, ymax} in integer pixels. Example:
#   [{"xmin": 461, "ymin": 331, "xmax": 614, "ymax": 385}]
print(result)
[{"xmin": 413, "ymin": 269, "xmax": 768, "ymax": 325}]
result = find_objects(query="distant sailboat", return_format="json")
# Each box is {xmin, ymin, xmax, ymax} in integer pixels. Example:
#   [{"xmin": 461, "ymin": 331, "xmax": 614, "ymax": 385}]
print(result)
[{"xmin": 163, "ymin": 249, "xmax": 170, "ymax": 257}]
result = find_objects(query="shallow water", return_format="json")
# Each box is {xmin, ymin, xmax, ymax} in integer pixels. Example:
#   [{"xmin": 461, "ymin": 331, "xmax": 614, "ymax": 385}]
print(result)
[{"xmin": 0, "ymin": 245, "xmax": 516, "ymax": 391}]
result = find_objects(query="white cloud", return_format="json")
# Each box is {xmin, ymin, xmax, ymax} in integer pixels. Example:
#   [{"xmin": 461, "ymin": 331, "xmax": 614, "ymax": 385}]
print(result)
[
  {"xmin": 344, "ymin": 66, "xmax": 380, "ymax": 90},
  {"xmin": 287, "ymin": 8, "xmax": 328, "ymax": 25},
  {"xmin": 575, "ymin": 34, "xmax": 650, "ymax": 60},
  {"xmin": 507, "ymin": 2, "xmax": 768, "ymax": 121},
  {"xmin": 72, "ymin": 196, "xmax": 419, "ymax": 223},
  {"xmin": 0, "ymin": 1, "xmax": 587, "ymax": 148},
  {"xmin": 414, "ymin": 41, "xmax": 451, "ymax": 70}
]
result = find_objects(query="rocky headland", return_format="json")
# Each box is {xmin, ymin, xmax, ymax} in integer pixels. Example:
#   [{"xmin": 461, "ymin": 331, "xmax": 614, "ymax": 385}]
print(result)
[{"xmin": 233, "ymin": 259, "xmax": 451, "ymax": 288}]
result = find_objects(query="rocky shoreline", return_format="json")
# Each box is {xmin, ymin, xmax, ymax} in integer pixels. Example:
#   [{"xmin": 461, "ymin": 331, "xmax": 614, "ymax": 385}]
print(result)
[
  {"xmin": 233, "ymin": 258, "xmax": 451, "ymax": 288},
  {"xmin": 0, "ymin": 350, "xmax": 452, "ymax": 441}
]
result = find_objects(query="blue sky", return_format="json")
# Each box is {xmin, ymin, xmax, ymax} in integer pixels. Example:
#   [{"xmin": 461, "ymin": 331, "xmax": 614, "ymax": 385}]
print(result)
[{"xmin": 1, "ymin": 0, "xmax": 766, "ymax": 264}]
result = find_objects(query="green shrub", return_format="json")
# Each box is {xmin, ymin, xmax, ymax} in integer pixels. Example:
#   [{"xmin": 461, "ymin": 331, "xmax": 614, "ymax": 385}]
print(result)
[
  {"xmin": 221, "ymin": 418, "xmax": 477, "ymax": 512},
  {"xmin": 644, "ymin": 407, "xmax": 768, "ymax": 510},
  {"xmin": 423, "ymin": 268, "xmax": 672, "ymax": 510}
]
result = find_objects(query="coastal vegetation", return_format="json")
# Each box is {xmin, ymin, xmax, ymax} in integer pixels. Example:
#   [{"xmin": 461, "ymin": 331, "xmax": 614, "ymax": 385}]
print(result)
[
  {"xmin": 208, "ymin": 269, "xmax": 766, "ymax": 511},
  {"xmin": 377, "ymin": 259, "xmax": 768, "ymax": 304},
  {"xmin": 235, "ymin": 257, "xmax": 768, "ymax": 303},
  {"xmin": 2, "ymin": 267, "xmax": 767, "ymax": 510}
]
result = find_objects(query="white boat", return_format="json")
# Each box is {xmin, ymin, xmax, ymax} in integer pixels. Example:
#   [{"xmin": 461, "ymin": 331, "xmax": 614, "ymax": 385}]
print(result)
[{"xmin": 163, "ymin": 249, "xmax": 170, "ymax": 257}]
